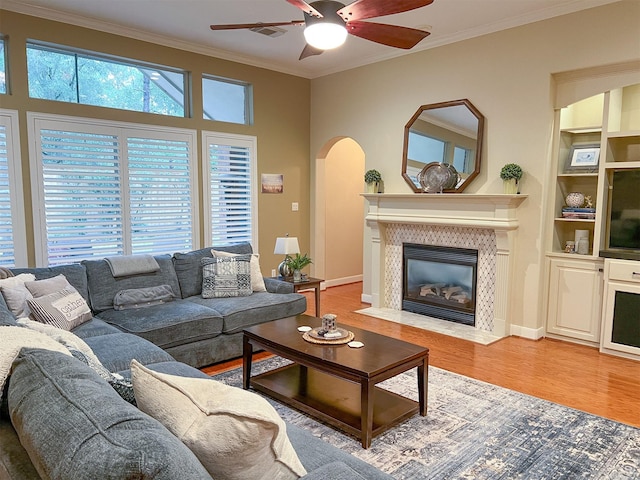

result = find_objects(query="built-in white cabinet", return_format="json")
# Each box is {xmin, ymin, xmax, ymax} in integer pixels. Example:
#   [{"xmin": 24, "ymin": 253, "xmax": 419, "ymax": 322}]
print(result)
[
  {"xmin": 544, "ymin": 83, "xmax": 639, "ymax": 347},
  {"xmin": 545, "ymin": 257, "xmax": 603, "ymax": 344},
  {"xmin": 600, "ymin": 259, "xmax": 640, "ymax": 360}
]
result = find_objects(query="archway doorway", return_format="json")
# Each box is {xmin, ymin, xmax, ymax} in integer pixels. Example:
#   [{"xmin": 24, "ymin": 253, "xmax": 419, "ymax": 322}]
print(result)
[{"xmin": 312, "ymin": 137, "xmax": 365, "ymax": 287}]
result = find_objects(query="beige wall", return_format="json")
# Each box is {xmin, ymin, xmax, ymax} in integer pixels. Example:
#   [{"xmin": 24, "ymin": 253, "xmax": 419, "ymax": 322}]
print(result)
[
  {"xmin": 322, "ymin": 138, "xmax": 364, "ymax": 285},
  {"xmin": 309, "ymin": 1, "xmax": 640, "ymax": 333},
  {"xmin": 0, "ymin": 10, "xmax": 311, "ymax": 274}
]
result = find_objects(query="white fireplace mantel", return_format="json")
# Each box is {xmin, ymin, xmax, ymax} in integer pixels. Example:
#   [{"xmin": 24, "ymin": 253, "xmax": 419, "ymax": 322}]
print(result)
[
  {"xmin": 361, "ymin": 193, "xmax": 528, "ymax": 337},
  {"xmin": 361, "ymin": 193, "xmax": 527, "ymax": 230}
]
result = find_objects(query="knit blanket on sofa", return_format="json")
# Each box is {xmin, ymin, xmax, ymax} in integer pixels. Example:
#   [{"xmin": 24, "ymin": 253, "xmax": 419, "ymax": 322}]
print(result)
[{"xmin": 0, "ymin": 325, "xmax": 70, "ymax": 392}]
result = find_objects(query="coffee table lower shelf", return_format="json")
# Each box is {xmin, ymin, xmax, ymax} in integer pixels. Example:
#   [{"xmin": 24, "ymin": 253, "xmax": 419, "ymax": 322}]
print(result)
[{"xmin": 250, "ymin": 363, "xmax": 419, "ymax": 444}]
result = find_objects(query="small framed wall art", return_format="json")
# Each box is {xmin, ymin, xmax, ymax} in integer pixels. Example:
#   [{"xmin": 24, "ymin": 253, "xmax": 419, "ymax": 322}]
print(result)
[
  {"xmin": 261, "ymin": 173, "xmax": 284, "ymax": 193},
  {"xmin": 565, "ymin": 144, "xmax": 600, "ymax": 172}
]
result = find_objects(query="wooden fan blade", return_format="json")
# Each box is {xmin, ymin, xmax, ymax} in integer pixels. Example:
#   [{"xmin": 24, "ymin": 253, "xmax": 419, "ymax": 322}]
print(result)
[
  {"xmin": 210, "ymin": 21, "xmax": 304, "ymax": 31},
  {"xmin": 338, "ymin": 0, "xmax": 434, "ymax": 22},
  {"xmin": 286, "ymin": 0, "xmax": 323, "ymax": 18},
  {"xmin": 299, "ymin": 44, "xmax": 324, "ymax": 60},
  {"xmin": 346, "ymin": 20, "xmax": 430, "ymax": 49}
]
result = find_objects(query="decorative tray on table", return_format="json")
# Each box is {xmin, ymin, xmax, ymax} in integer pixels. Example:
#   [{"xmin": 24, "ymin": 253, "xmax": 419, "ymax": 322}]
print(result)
[{"xmin": 302, "ymin": 327, "xmax": 354, "ymax": 345}]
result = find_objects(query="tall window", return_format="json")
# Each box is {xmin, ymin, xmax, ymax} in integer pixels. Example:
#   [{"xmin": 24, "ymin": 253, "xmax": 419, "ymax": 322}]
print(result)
[
  {"xmin": 202, "ymin": 132, "xmax": 257, "ymax": 248},
  {"xmin": 0, "ymin": 36, "xmax": 6, "ymax": 94},
  {"xmin": 28, "ymin": 113, "xmax": 197, "ymax": 266},
  {"xmin": 0, "ymin": 110, "xmax": 27, "ymax": 266},
  {"xmin": 202, "ymin": 74, "xmax": 252, "ymax": 125},
  {"xmin": 27, "ymin": 41, "xmax": 187, "ymax": 117}
]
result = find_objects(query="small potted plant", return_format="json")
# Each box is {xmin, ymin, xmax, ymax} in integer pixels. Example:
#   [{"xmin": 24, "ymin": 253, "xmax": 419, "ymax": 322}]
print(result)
[
  {"xmin": 500, "ymin": 163, "xmax": 523, "ymax": 194},
  {"xmin": 284, "ymin": 253, "xmax": 313, "ymax": 282},
  {"xmin": 364, "ymin": 169, "xmax": 382, "ymax": 193}
]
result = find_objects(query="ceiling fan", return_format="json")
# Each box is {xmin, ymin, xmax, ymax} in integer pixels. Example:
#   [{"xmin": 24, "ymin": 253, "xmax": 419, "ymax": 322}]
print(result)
[{"xmin": 210, "ymin": 0, "xmax": 434, "ymax": 60}]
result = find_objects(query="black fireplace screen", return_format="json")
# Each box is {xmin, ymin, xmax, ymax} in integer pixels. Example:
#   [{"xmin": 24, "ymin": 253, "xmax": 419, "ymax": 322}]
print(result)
[{"xmin": 402, "ymin": 243, "xmax": 478, "ymax": 326}]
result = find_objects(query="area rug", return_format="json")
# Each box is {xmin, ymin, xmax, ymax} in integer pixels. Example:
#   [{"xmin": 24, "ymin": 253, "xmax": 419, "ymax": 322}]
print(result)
[{"xmin": 212, "ymin": 357, "xmax": 640, "ymax": 479}]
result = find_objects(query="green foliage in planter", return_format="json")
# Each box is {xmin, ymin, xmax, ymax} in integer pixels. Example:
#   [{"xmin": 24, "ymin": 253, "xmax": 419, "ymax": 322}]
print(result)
[
  {"xmin": 500, "ymin": 163, "xmax": 523, "ymax": 181},
  {"xmin": 364, "ymin": 169, "xmax": 382, "ymax": 184},
  {"xmin": 284, "ymin": 253, "xmax": 313, "ymax": 271}
]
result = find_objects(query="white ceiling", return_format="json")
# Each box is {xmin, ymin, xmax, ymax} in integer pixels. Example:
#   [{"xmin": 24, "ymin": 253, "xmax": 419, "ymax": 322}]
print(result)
[{"xmin": 0, "ymin": 0, "xmax": 621, "ymax": 78}]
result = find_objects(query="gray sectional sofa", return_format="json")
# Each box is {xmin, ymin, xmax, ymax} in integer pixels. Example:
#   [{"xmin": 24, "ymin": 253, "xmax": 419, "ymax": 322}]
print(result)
[
  {"xmin": 14, "ymin": 243, "xmax": 307, "ymax": 368},
  {"xmin": 0, "ymin": 245, "xmax": 393, "ymax": 479}
]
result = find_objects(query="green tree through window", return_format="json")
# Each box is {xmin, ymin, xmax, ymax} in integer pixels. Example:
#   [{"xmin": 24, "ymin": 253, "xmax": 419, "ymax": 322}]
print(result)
[{"xmin": 27, "ymin": 43, "xmax": 185, "ymax": 116}]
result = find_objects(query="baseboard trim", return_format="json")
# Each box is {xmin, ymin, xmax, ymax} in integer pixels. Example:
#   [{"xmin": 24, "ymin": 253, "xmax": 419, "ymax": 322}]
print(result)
[
  {"xmin": 510, "ymin": 324, "xmax": 545, "ymax": 340},
  {"xmin": 323, "ymin": 275, "xmax": 362, "ymax": 289}
]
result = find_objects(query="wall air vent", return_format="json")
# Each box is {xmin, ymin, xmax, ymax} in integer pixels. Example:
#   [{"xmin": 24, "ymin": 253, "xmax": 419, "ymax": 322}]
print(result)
[{"xmin": 250, "ymin": 25, "xmax": 286, "ymax": 38}]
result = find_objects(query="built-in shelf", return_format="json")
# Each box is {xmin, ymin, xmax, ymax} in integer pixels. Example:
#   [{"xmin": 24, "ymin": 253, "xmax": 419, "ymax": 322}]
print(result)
[{"xmin": 554, "ymin": 218, "xmax": 596, "ymax": 223}]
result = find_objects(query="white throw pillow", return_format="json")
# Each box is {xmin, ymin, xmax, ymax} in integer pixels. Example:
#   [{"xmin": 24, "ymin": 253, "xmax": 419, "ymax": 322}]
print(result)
[
  {"xmin": 211, "ymin": 249, "xmax": 267, "ymax": 292},
  {"xmin": 131, "ymin": 360, "xmax": 307, "ymax": 480},
  {"xmin": 0, "ymin": 273, "xmax": 36, "ymax": 317}
]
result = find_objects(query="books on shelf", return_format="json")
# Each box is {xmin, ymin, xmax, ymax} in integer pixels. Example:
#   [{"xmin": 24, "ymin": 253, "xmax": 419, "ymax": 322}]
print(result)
[{"xmin": 561, "ymin": 207, "xmax": 596, "ymax": 219}]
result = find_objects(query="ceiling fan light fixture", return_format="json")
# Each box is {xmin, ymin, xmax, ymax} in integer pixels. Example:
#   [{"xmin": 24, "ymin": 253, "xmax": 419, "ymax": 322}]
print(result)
[{"xmin": 303, "ymin": 22, "xmax": 347, "ymax": 50}]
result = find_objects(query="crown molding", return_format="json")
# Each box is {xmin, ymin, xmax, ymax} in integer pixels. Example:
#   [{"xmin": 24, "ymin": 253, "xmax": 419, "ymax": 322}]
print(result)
[{"xmin": 0, "ymin": 0, "xmax": 622, "ymax": 80}]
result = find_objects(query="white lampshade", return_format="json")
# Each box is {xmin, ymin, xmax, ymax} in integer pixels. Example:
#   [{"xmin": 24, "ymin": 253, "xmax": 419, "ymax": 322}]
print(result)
[
  {"xmin": 303, "ymin": 22, "xmax": 347, "ymax": 50},
  {"xmin": 274, "ymin": 237, "xmax": 300, "ymax": 255}
]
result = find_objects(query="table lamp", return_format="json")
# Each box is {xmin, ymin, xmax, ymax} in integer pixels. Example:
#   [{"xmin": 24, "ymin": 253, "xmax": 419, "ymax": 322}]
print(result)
[{"xmin": 274, "ymin": 236, "xmax": 300, "ymax": 278}]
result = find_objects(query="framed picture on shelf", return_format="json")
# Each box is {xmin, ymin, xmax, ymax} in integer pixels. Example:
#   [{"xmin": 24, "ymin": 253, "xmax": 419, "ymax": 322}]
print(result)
[{"xmin": 565, "ymin": 144, "xmax": 600, "ymax": 172}]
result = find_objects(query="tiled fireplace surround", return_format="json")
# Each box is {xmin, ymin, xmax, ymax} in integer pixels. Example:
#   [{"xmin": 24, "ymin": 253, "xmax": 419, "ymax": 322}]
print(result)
[{"xmin": 362, "ymin": 194, "xmax": 527, "ymax": 338}]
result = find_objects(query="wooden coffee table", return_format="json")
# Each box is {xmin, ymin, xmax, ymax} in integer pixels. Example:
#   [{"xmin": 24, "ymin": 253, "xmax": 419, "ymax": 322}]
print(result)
[{"xmin": 243, "ymin": 314, "xmax": 429, "ymax": 448}]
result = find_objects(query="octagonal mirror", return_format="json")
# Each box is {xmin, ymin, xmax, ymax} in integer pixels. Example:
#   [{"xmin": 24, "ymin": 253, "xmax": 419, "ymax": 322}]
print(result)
[{"xmin": 401, "ymin": 99, "xmax": 484, "ymax": 193}]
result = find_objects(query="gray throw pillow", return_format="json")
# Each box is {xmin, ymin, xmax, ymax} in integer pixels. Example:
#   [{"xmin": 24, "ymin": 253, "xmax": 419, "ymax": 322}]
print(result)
[
  {"xmin": 113, "ymin": 284, "xmax": 176, "ymax": 310},
  {"xmin": 24, "ymin": 274, "xmax": 70, "ymax": 298},
  {"xmin": 27, "ymin": 286, "xmax": 92, "ymax": 330},
  {"xmin": 201, "ymin": 256, "xmax": 252, "ymax": 298}
]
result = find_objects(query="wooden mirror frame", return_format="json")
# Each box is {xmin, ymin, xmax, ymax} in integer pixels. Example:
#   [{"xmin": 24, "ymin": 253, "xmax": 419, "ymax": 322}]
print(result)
[{"xmin": 401, "ymin": 99, "xmax": 484, "ymax": 193}]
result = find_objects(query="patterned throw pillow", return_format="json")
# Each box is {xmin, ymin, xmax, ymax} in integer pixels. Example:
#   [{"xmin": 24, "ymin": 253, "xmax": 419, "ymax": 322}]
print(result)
[
  {"xmin": 201, "ymin": 256, "xmax": 253, "ymax": 298},
  {"xmin": 27, "ymin": 286, "xmax": 92, "ymax": 330}
]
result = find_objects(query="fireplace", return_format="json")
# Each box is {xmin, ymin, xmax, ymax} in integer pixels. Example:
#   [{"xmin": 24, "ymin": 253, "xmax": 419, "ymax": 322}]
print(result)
[
  {"xmin": 403, "ymin": 243, "xmax": 478, "ymax": 326},
  {"xmin": 363, "ymin": 193, "xmax": 527, "ymax": 337}
]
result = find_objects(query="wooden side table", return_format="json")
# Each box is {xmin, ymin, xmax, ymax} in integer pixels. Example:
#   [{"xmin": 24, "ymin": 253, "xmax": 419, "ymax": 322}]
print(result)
[{"xmin": 278, "ymin": 277, "xmax": 323, "ymax": 316}]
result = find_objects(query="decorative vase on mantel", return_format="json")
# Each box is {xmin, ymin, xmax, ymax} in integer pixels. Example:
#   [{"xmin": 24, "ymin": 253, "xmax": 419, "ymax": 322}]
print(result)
[
  {"xmin": 503, "ymin": 178, "xmax": 518, "ymax": 194},
  {"xmin": 366, "ymin": 181, "xmax": 379, "ymax": 193}
]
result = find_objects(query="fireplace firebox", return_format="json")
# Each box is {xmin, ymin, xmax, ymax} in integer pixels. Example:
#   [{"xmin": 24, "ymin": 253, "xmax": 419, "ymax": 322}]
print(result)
[{"xmin": 402, "ymin": 243, "xmax": 478, "ymax": 326}]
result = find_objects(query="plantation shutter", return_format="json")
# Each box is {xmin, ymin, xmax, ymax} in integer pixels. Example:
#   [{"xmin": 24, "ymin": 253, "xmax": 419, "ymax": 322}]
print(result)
[
  {"xmin": 127, "ymin": 136, "xmax": 193, "ymax": 254},
  {"xmin": 203, "ymin": 132, "xmax": 257, "ymax": 247},
  {"xmin": 0, "ymin": 110, "xmax": 27, "ymax": 267},
  {"xmin": 37, "ymin": 128, "xmax": 124, "ymax": 265},
  {"xmin": 29, "ymin": 113, "xmax": 197, "ymax": 266}
]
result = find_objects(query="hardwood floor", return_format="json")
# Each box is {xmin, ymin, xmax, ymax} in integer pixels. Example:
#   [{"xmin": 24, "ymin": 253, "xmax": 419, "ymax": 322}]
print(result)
[{"xmin": 203, "ymin": 282, "xmax": 640, "ymax": 428}]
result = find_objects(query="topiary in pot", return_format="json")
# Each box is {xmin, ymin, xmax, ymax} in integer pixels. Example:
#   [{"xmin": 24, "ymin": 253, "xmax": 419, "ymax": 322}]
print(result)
[
  {"xmin": 364, "ymin": 169, "xmax": 382, "ymax": 193},
  {"xmin": 500, "ymin": 163, "xmax": 523, "ymax": 194}
]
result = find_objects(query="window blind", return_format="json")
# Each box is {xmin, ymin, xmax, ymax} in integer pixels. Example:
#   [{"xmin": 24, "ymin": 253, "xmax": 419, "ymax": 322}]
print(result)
[
  {"xmin": 29, "ymin": 113, "xmax": 197, "ymax": 265},
  {"xmin": 0, "ymin": 110, "xmax": 26, "ymax": 267},
  {"xmin": 203, "ymin": 132, "xmax": 256, "ymax": 248}
]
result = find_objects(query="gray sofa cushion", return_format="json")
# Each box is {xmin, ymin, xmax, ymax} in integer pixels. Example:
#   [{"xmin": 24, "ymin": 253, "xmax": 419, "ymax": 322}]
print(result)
[
  {"xmin": 71, "ymin": 317, "xmax": 122, "ymax": 338},
  {"xmin": 286, "ymin": 424, "xmax": 394, "ymax": 480},
  {"xmin": 8, "ymin": 348, "xmax": 211, "ymax": 480},
  {"xmin": 300, "ymin": 462, "xmax": 368, "ymax": 480},
  {"xmin": 11, "ymin": 264, "xmax": 89, "ymax": 303},
  {"xmin": 96, "ymin": 300, "xmax": 224, "ymax": 350},
  {"xmin": 82, "ymin": 332, "xmax": 174, "ymax": 373},
  {"xmin": 173, "ymin": 244, "xmax": 252, "ymax": 298},
  {"xmin": 0, "ymin": 302, "xmax": 17, "ymax": 326},
  {"xmin": 188, "ymin": 291, "xmax": 307, "ymax": 334},
  {"xmin": 0, "ymin": 421, "xmax": 42, "ymax": 480},
  {"xmin": 83, "ymin": 254, "xmax": 181, "ymax": 313}
]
